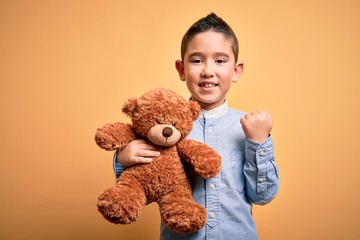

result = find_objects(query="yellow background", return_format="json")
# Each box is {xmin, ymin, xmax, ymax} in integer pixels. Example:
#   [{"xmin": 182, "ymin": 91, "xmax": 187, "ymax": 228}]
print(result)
[{"xmin": 1, "ymin": 0, "xmax": 359, "ymax": 239}]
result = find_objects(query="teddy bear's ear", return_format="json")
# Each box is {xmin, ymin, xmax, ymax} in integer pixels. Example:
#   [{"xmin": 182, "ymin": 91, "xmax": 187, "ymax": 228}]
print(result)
[
  {"xmin": 122, "ymin": 97, "xmax": 138, "ymax": 117},
  {"xmin": 188, "ymin": 100, "xmax": 201, "ymax": 120}
]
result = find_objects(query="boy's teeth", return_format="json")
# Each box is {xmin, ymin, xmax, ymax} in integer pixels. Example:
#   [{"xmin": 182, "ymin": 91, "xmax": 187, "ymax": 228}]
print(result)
[{"xmin": 200, "ymin": 83, "xmax": 217, "ymax": 87}]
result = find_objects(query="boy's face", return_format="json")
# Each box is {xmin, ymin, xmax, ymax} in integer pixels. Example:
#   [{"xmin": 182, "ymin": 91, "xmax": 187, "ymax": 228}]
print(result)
[{"xmin": 176, "ymin": 31, "xmax": 243, "ymax": 110}]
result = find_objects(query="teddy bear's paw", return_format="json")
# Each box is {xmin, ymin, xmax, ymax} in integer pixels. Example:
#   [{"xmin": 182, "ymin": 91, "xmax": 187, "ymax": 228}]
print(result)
[
  {"xmin": 194, "ymin": 157, "xmax": 221, "ymax": 179},
  {"xmin": 97, "ymin": 188, "xmax": 143, "ymax": 224},
  {"xmin": 162, "ymin": 200, "xmax": 206, "ymax": 233},
  {"xmin": 95, "ymin": 130, "xmax": 119, "ymax": 151},
  {"xmin": 178, "ymin": 139, "xmax": 222, "ymax": 179}
]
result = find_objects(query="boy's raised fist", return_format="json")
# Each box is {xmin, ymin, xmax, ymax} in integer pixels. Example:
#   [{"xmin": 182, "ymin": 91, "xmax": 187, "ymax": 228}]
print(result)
[{"xmin": 240, "ymin": 110, "xmax": 272, "ymax": 143}]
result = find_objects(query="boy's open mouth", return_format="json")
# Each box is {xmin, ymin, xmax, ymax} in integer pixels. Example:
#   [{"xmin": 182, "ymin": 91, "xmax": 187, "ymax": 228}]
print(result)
[{"xmin": 199, "ymin": 83, "xmax": 218, "ymax": 88}]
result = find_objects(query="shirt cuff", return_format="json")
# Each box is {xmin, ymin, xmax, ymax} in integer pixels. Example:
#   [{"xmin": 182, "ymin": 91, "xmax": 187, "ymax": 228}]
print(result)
[
  {"xmin": 113, "ymin": 150, "xmax": 126, "ymax": 178},
  {"xmin": 245, "ymin": 135, "xmax": 274, "ymax": 165},
  {"xmin": 245, "ymin": 135, "xmax": 276, "ymax": 194}
]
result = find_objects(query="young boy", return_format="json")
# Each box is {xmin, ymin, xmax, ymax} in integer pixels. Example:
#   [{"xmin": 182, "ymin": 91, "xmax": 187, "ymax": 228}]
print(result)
[{"xmin": 114, "ymin": 13, "xmax": 279, "ymax": 240}]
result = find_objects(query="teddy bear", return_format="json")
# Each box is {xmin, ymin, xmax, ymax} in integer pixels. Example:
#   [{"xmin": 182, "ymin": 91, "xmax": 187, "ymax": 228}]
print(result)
[{"xmin": 95, "ymin": 88, "xmax": 221, "ymax": 233}]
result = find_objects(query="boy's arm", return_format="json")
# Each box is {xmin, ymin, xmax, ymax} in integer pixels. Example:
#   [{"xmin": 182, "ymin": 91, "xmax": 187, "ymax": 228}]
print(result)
[
  {"xmin": 112, "ymin": 139, "xmax": 160, "ymax": 178},
  {"xmin": 240, "ymin": 111, "xmax": 279, "ymax": 204},
  {"xmin": 113, "ymin": 150, "xmax": 126, "ymax": 178},
  {"xmin": 243, "ymin": 136, "xmax": 279, "ymax": 204}
]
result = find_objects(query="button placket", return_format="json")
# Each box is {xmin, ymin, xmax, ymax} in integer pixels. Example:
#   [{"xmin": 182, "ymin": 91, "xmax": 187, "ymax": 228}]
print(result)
[
  {"xmin": 259, "ymin": 150, "xmax": 265, "ymax": 156},
  {"xmin": 203, "ymin": 119, "xmax": 220, "ymax": 227}
]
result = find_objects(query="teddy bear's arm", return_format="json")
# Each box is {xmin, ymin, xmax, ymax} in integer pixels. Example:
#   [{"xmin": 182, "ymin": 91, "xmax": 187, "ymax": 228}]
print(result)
[
  {"xmin": 95, "ymin": 123, "xmax": 138, "ymax": 151},
  {"xmin": 177, "ymin": 139, "xmax": 221, "ymax": 179}
]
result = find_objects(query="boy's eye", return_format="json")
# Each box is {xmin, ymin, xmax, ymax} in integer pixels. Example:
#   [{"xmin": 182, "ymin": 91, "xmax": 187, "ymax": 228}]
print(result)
[
  {"xmin": 215, "ymin": 59, "xmax": 226, "ymax": 64},
  {"xmin": 191, "ymin": 59, "xmax": 203, "ymax": 64}
]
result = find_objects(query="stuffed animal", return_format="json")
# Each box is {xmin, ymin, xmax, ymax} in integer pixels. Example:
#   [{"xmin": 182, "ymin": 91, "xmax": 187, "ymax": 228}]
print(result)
[{"xmin": 95, "ymin": 88, "xmax": 221, "ymax": 233}]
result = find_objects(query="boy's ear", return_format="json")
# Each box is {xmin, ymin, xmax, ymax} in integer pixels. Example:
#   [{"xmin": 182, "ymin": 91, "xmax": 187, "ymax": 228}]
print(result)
[
  {"xmin": 175, "ymin": 60, "xmax": 186, "ymax": 81},
  {"xmin": 232, "ymin": 62, "xmax": 244, "ymax": 83}
]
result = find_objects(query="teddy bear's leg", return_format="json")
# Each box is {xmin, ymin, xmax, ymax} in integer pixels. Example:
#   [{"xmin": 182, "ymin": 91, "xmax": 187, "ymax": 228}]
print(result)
[
  {"xmin": 97, "ymin": 175, "xmax": 146, "ymax": 224},
  {"xmin": 158, "ymin": 187, "xmax": 206, "ymax": 233}
]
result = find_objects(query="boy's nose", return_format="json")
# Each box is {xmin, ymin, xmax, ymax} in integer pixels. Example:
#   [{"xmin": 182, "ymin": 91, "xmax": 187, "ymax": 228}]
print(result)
[{"xmin": 201, "ymin": 63, "xmax": 214, "ymax": 78}]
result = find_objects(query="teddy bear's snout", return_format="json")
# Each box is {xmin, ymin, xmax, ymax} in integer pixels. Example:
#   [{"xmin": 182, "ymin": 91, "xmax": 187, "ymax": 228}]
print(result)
[
  {"xmin": 147, "ymin": 124, "xmax": 181, "ymax": 147},
  {"xmin": 162, "ymin": 127, "xmax": 173, "ymax": 138}
]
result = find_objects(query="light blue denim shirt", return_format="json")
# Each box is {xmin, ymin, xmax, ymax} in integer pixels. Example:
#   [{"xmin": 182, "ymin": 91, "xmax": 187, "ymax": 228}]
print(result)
[{"xmin": 114, "ymin": 101, "xmax": 279, "ymax": 240}]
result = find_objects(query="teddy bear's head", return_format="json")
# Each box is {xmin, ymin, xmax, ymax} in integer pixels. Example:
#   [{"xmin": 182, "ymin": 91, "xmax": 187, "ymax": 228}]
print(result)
[{"xmin": 121, "ymin": 88, "xmax": 200, "ymax": 147}]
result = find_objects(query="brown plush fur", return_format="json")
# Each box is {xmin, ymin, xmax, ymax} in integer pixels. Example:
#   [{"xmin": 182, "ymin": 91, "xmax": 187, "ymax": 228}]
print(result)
[{"xmin": 95, "ymin": 88, "xmax": 221, "ymax": 233}]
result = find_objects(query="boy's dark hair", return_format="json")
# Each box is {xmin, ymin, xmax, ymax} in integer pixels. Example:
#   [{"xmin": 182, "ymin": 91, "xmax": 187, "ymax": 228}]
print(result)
[{"xmin": 180, "ymin": 12, "xmax": 239, "ymax": 62}]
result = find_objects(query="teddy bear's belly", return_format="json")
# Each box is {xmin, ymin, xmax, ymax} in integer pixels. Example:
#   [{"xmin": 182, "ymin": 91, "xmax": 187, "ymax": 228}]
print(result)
[{"xmin": 123, "ymin": 147, "xmax": 190, "ymax": 201}]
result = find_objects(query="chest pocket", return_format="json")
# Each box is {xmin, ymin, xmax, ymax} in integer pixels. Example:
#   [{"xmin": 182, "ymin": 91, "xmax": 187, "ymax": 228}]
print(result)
[{"xmin": 231, "ymin": 150, "xmax": 245, "ymax": 192}]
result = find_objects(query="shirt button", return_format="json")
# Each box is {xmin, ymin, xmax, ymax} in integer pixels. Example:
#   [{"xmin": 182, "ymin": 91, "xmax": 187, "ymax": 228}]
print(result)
[
  {"xmin": 207, "ymin": 128, "xmax": 212, "ymax": 134},
  {"xmin": 259, "ymin": 150, "xmax": 265, "ymax": 156},
  {"xmin": 210, "ymin": 184, "xmax": 216, "ymax": 190},
  {"xmin": 258, "ymin": 177, "xmax": 266, "ymax": 183},
  {"xmin": 209, "ymin": 212, "xmax": 216, "ymax": 219}
]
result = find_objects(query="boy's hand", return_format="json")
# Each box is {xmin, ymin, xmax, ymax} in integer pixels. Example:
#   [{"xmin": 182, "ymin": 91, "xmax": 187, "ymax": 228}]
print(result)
[
  {"xmin": 240, "ymin": 110, "xmax": 272, "ymax": 143},
  {"xmin": 117, "ymin": 139, "xmax": 160, "ymax": 167}
]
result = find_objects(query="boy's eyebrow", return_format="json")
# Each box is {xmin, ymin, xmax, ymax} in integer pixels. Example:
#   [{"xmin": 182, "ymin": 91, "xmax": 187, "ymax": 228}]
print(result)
[
  {"xmin": 214, "ymin": 52, "xmax": 230, "ymax": 58},
  {"xmin": 188, "ymin": 52, "xmax": 230, "ymax": 58},
  {"xmin": 188, "ymin": 52, "xmax": 203, "ymax": 58}
]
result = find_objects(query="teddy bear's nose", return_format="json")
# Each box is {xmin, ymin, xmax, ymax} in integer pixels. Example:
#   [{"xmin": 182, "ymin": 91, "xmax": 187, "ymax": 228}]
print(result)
[{"xmin": 162, "ymin": 127, "xmax": 173, "ymax": 138}]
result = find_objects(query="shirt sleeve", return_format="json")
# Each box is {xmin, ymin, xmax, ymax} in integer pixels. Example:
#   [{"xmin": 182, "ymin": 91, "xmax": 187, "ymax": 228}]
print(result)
[
  {"xmin": 243, "ymin": 135, "xmax": 279, "ymax": 205},
  {"xmin": 113, "ymin": 150, "xmax": 126, "ymax": 178}
]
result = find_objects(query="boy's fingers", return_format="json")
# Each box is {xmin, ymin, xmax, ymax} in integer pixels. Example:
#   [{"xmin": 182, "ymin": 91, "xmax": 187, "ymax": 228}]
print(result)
[
  {"xmin": 137, "ymin": 139, "xmax": 160, "ymax": 151},
  {"xmin": 134, "ymin": 157, "xmax": 154, "ymax": 164},
  {"xmin": 144, "ymin": 144, "xmax": 160, "ymax": 151},
  {"xmin": 139, "ymin": 149, "xmax": 161, "ymax": 157},
  {"xmin": 240, "ymin": 117, "xmax": 246, "ymax": 124},
  {"xmin": 244, "ymin": 113, "xmax": 250, "ymax": 119}
]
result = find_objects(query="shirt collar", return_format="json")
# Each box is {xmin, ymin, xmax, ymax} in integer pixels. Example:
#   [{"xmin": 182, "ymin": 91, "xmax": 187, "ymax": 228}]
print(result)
[{"xmin": 200, "ymin": 100, "xmax": 228, "ymax": 119}]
